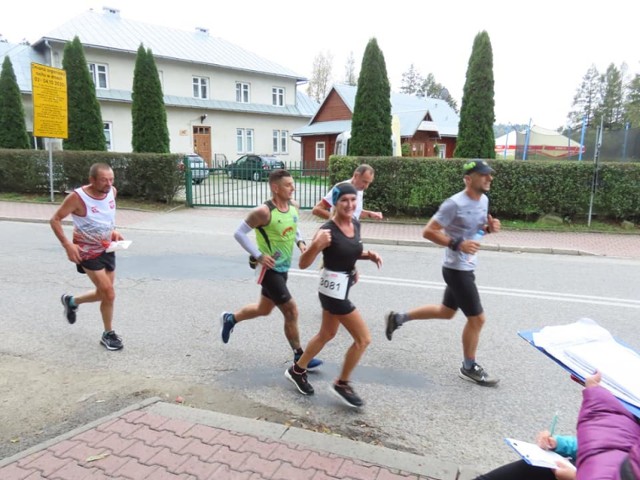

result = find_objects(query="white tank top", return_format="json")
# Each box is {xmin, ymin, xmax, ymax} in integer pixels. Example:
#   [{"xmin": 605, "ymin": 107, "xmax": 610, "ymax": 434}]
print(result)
[{"xmin": 72, "ymin": 187, "xmax": 116, "ymax": 260}]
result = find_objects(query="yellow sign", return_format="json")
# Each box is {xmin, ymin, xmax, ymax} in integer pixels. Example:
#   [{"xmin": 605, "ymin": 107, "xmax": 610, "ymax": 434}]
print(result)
[{"xmin": 31, "ymin": 63, "xmax": 68, "ymax": 139}]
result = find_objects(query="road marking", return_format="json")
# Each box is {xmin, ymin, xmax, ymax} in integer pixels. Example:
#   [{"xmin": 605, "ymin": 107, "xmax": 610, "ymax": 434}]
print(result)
[{"xmin": 289, "ymin": 269, "xmax": 640, "ymax": 309}]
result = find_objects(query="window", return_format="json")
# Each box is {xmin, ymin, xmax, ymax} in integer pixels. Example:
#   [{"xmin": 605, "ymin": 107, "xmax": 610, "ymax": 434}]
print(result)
[
  {"xmin": 236, "ymin": 128, "xmax": 254, "ymax": 153},
  {"xmin": 88, "ymin": 63, "xmax": 108, "ymax": 89},
  {"xmin": 104, "ymin": 122, "xmax": 113, "ymax": 151},
  {"xmin": 272, "ymin": 87, "xmax": 285, "ymax": 107},
  {"xmin": 315, "ymin": 142, "xmax": 326, "ymax": 161},
  {"xmin": 272, "ymin": 130, "xmax": 288, "ymax": 154},
  {"xmin": 236, "ymin": 82, "xmax": 250, "ymax": 103},
  {"xmin": 193, "ymin": 76, "xmax": 209, "ymax": 99}
]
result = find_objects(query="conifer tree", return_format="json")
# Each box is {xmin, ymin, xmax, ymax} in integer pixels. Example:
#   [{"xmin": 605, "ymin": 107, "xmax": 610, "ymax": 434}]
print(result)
[
  {"xmin": 0, "ymin": 56, "xmax": 30, "ymax": 149},
  {"xmin": 61, "ymin": 36, "xmax": 106, "ymax": 151},
  {"xmin": 454, "ymin": 31, "xmax": 496, "ymax": 159},
  {"xmin": 349, "ymin": 37, "xmax": 392, "ymax": 156},
  {"xmin": 131, "ymin": 44, "xmax": 170, "ymax": 153}
]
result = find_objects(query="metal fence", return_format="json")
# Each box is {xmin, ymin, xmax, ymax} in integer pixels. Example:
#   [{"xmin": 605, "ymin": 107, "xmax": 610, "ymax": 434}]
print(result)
[{"xmin": 184, "ymin": 165, "xmax": 330, "ymax": 209}]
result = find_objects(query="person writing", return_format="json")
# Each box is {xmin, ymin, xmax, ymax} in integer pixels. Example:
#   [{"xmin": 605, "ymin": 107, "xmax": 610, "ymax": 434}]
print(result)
[
  {"xmin": 285, "ymin": 182, "xmax": 382, "ymax": 408},
  {"xmin": 50, "ymin": 163, "xmax": 125, "ymax": 351},
  {"xmin": 473, "ymin": 430, "xmax": 577, "ymax": 480}
]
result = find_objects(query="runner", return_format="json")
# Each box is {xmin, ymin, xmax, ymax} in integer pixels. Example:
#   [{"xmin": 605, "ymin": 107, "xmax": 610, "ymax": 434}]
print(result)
[{"xmin": 285, "ymin": 182, "xmax": 383, "ymax": 407}]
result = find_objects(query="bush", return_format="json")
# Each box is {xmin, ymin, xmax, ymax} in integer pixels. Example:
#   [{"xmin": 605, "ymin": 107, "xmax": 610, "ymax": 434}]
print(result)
[
  {"xmin": 0, "ymin": 149, "xmax": 183, "ymax": 203},
  {"xmin": 327, "ymin": 155, "xmax": 640, "ymax": 222}
]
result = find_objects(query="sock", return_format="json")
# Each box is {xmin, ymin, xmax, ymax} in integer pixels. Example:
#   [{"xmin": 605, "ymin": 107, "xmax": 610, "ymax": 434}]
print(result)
[
  {"xmin": 463, "ymin": 358, "xmax": 475, "ymax": 370},
  {"xmin": 69, "ymin": 297, "xmax": 77, "ymax": 308},
  {"xmin": 395, "ymin": 312, "xmax": 410, "ymax": 325},
  {"xmin": 292, "ymin": 364, "xmax": 306, "ymax": 374},
  {"xmin": 294, "ymin": 348, "xmax": 303, "ymax": 357},
  {"xmin": 336, "ymin": 379, "xmax": 349, "ymax": 386}
]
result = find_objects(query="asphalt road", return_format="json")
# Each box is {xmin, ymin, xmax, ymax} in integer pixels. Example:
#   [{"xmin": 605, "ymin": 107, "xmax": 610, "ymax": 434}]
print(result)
[{"xmin": 2, "ymin": 220, "xmax": 639, "ymax": 470}]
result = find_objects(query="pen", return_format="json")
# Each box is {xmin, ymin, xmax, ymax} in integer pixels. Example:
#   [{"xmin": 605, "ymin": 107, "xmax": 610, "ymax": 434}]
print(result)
[{"xmin": 549, "ymin": 411, "xmax": 559, "ymax": 436}]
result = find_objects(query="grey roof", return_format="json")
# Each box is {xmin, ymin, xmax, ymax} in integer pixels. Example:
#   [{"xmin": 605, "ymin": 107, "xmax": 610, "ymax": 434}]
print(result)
[
  {"xmin": 296, "ymin": 84, "xmax": 459, "ymax": 138},
  {"xmin": 95, "ymin": 89, "xmax": 318, "ymax": 118},
  {"xmin": 0, "ymin": 42, "xmax": 47, "ymax": 91},
  {"xmin": 33, "ymin": 8, "xmax": 307, "ymax": 81},
  {"xmin": 293, "ymin": 120, "xmax": 352, "ymax": 136}
]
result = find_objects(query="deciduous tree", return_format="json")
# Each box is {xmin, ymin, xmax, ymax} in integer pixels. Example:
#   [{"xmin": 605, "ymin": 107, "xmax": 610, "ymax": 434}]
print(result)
[
  {"xmin": 307, "ymin": 51, "xmax": 333, "ymax": 103},
  {"xmin": 344, "ymin": 52, "xmax": 357, "ymax": 86}
]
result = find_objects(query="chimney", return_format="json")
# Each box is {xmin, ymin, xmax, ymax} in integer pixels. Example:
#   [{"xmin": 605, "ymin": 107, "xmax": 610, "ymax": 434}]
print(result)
[{"xmin": 103, "ymin": 6, "xmax": 121, "ymax": 17}]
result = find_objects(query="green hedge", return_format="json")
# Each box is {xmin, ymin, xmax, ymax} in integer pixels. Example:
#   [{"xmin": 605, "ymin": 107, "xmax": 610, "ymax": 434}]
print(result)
[
  {"xmin": 328, "ymin": 156, "xmax": 640, "ymax": 222},
  {"xmin": 0, "ymin": 149, "xmax": 184, "ymax": 203}
]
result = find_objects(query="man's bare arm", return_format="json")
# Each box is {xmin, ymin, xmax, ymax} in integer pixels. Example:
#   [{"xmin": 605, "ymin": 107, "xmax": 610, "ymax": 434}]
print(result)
[{"xmin": 311, "ymin": 199, "xmax": 331, "ymax": 220}]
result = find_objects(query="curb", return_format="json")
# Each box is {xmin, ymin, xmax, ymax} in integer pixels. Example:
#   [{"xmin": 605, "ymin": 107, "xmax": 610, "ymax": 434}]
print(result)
[
  {"xmin": 362, "ymin": 237, "xmax": 595, "ymax": 257},
  {"xmin": 144, "ymin": 402, "xmax": 478, "ymax": 480}
]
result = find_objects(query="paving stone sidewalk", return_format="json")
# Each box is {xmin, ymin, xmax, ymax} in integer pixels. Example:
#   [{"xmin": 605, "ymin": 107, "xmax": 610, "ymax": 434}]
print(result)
[{"xmin": 0, "ymin": 399, "xmax": 471, "ymax": 480}]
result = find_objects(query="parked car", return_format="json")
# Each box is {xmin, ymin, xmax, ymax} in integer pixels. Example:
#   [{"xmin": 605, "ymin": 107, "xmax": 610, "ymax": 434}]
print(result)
[
  {"xmin": 180, "ymin": 154, "xmax": 210, "ymax": 184},
  {"xmin": 226, "ymin": 155, "xmax": 285, "ymax": 181}
]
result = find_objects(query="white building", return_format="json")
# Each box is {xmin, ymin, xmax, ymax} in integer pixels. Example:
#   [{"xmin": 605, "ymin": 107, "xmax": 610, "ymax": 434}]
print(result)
[{"xmin": 4, "ymin": 7, "xmax": 318, "ymax": 165}]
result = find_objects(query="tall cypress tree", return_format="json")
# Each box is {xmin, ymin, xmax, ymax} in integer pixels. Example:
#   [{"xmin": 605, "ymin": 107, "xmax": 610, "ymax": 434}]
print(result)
[
  {"xmin": 61, "ymin": 36, "xmax": 106, "ymax": 151},
  {"xmin": 454, "ymin": 31, "xmax": 496, "ymax": 159},
  {"xmin": 349, "ymin": 37, "xmax": 392, "ymax": 156},
  {"xmin": 0, "ymin": 56, "xmax": 31, "ymax": 149},
  {"xmin": 131, "ymin": 44, "xmax": 169, "ymax": 153}
]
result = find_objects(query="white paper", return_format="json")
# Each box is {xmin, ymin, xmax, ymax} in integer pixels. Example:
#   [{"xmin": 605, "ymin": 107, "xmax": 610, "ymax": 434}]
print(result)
[
  {"xmin": 504, "ymin": 438, "xmax": 575, "ymax": 469},
  {"xmin": 106, "ymin": 240, "xmax": 132, "ymax": 253},
  {"xmin": 532, "ymin": 319, "xmax": 640, "ymax": 408}
]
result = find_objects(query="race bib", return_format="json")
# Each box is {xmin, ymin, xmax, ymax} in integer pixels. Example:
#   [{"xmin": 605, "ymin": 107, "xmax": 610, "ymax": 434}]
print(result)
[{"xmin": 318, "ymin": 269, "xmax": 349, "ymax": 300}]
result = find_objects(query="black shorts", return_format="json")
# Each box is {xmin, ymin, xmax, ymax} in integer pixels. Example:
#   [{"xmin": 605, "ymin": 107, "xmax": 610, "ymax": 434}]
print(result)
[
  {"xmin": 441, "ymin": 267, "xmax": 483, "ymax": 317},
  {"xmin": 260, "ymin": 269, "xmax": 292, "ymax": 305},
  {"xmin": 318, "ymin": 293, "xmax": 356, "ymax": 316},
  {"xmin": 77, "ymin": 251, "xmax": 116, "ymax": 274}
]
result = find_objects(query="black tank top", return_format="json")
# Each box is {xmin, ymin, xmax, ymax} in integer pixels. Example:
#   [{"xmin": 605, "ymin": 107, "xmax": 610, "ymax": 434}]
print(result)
[{"xmin": 321, "ymin": 219, "xmax": 363, "ymax": 273}]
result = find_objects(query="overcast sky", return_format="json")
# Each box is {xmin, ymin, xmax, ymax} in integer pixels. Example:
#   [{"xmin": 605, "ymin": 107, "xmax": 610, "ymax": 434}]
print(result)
[{"xmin": 2, "ymin": 0, "xmax": 637, "ymax": 129}]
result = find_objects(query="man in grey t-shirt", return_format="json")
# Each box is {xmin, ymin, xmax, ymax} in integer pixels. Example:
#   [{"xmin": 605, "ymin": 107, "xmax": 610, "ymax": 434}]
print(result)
[{"xmin": 384, "ymin": 160, "xmax": 502, "ymax": 386}]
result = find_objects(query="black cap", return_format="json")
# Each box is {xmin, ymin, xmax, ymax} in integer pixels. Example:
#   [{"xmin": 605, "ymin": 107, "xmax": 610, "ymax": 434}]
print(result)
[
  {"xmin": 463, "ymin": 160, "xmax": 495, "ymax": 175},
  {"xmin": 332, "ymin": 182, "xmax": 358, "ymax": 204}
]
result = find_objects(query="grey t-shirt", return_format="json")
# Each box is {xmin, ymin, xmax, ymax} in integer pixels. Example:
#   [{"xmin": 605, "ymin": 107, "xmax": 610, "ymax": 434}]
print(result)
[{"xmin": 432, "ymin": 190, "xmax": 489, "ymax": 271}]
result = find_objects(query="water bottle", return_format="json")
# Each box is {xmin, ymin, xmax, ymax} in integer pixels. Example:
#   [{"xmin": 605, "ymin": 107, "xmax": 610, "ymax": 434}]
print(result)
[{"xmin": 464, "ymin": 229, "xmax": 485, "ymax": 263}]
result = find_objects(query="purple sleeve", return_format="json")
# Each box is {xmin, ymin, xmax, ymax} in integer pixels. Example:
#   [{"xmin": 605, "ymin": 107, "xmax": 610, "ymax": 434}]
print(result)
[{"xmin": 576, "ymin": 386, "xmax": 640, "ymax": 480}]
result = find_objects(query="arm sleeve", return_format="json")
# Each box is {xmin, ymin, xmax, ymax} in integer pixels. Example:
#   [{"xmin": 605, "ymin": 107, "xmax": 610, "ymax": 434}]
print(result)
[
  {"xmin": 233, "ymin": 221, "xmax": 262, "ymax": 258},
  {"xmin": 553, "ymin": 435, "xmax": 578, "ymax": 461}
]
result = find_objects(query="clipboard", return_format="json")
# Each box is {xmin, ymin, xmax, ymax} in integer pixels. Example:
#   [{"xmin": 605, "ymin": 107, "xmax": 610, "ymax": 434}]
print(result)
[
  {"xmin": 518, "ymin": 329, "xmax": 640, "ymax": 418},
  {"xmin": 504, "ymin": 438, "xmax": 575, "ymax": 469}
]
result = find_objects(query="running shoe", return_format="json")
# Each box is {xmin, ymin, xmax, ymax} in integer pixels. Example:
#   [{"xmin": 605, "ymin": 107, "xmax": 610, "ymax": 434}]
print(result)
[
  {"xmin": 220, "ymin": 312, "xmax": 235, "ymax": 344},
  {"xmin": 100, "ymin": 331, "xmax": 123, "ymax": 351},
  {"xmin": 285, "ymin": 366, "xmax": 314, "ymax": 395},
  {"xmin": 61, "ymin": 294, "xmax": 78, "ymax": 324},
  {"xmin": 459, "ymin": 362, "xmax": 499, "ymax": 386},
  {"xmin": 330, "ymin": 382, "xmax": 364, "ymax": 408}
]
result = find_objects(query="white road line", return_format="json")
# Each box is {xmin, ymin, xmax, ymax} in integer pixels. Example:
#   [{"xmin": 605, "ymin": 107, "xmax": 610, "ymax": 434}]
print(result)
[{"xmin": 288, "ymin": 269, "xmax": 640, "ymax": 309}]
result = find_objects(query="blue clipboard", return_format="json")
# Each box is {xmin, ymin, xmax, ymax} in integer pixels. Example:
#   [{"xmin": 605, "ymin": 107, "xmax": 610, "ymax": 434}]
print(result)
[{"xmin": 518, "ymin": 329, "xmax": 640, "ymax": 418}]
